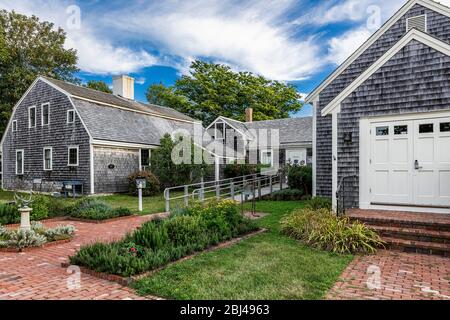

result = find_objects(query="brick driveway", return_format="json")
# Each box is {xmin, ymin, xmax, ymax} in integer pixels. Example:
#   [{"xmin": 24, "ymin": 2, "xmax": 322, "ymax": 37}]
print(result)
[
  {"xmin": 0, "ymin": 215, "xmax": 164, "ymax": 300},
  {"xmin": 327, "ymin": 250, "xmax": 450, "ymax": 300}
]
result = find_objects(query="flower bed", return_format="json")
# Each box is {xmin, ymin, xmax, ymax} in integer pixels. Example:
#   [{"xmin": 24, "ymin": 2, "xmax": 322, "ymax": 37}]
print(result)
[
  {"xmin": 0, "ymin": 222, "xmax": 75, "ymax": 252},
  {"xmin": 69, "ymin": 198, "xmax": 132, "ymax": 222},
  {"xmin": 69, "ymin": 200, "xmax": 259, "ymax": 277}
]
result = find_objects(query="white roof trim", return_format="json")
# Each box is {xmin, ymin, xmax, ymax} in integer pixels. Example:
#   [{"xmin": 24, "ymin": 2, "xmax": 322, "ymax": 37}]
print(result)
[
  {"xmin": 306, "ymin": 0, "xmax": 450, "ymax": 104},
  {"xmin": 0, "ymin": 77, "xmax": 42, "ymax": 147},
  {"xmin": 206, "ymin": 116, "xmax": 254, "ymax": 140},
  {"xmin": 321, "ymin": 29, "xmax": 450, "ymax": 116}
]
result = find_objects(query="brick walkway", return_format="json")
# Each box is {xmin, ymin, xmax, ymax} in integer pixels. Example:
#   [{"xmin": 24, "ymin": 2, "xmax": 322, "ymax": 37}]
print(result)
[
  {"xmin": 327, "ymin": 250, "xmax": 450, "ymax": 300},
  {"xmin": 0, "ymin": 215, "xmax": 165, "ymax": 300}
]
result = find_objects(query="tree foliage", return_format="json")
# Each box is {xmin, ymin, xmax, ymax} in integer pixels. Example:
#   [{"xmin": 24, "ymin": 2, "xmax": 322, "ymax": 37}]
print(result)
[
  {"xmin": 0, "ymin": 10, "xmax": 79, "ymax": 136},
  {"xmin": 147, "ymin": 60, "xmax": 303, "ymax": 125},
  {"xmin": 150, "ymin": 134, "xmax": 211, "ymax": 188},
  {"xmin": 84, "ymin": 80, "xmax": 112, "ymax": 94}
]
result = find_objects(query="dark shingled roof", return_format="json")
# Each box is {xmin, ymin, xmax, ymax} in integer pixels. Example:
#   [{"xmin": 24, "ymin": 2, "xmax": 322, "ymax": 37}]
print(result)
[
  {"xmin": 73, "ymin": 98, "xmax": 197, "ymax": 146},
  {"xmin": 42, "ymin": 76, "xmax": 195, "ymax": 122},
  {"xmin": 245, "ymin": 117, "xmax": 312, "ymax": 144}
]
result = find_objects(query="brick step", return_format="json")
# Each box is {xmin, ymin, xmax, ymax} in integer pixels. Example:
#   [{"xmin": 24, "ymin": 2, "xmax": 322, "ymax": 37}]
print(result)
[
  {"xmin": 382, "ymin": 237, "xmax": 450, "ymax": 257},
  {"xmin": 369, "ymin": 225, "xmax": 450, "ymax": 244},
  {"xmin": 349, "ymin": 216, "xmax": 450, "ymax": 232}
]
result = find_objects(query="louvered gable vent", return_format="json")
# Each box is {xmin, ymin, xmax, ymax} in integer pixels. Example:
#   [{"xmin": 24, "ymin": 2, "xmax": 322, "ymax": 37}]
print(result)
[{"xmin": 406, "ymin": 15, "xmax": 427, "ymax": 32}]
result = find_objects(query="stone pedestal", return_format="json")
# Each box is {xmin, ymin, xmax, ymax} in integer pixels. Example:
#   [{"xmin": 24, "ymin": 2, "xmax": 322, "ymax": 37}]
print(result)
[{"xmin": 19, "ymin": 208, "xmax": 33, "ymax": 232}]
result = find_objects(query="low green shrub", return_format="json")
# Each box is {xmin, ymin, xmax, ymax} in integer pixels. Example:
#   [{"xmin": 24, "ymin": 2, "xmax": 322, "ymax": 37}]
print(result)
[
  {"xmin": 128, "ymin": 171, "xmax": 161, "ymax": 196},
  {"xmin": 287, "ymin": 165, "xmax": 312, "ymax": 195},
  {"xmin": 70, "ymin": 200, "xmax": 258, "ymax": 276},
  {"xmin": 30, "ymin": 195, "xmax": 50, "ymax": 220},
  {"xmin": 46, "ymin": 197, "xmax": 73, "ymax": 217},
  {"xmin": 281, "ymin": 208, "xmax": 384, "ymax": 254},
  {"xmin": 70, "ymin": 198, "xmax": 131, "ymax": 220},
  {"xmin": 261, "ymin": 189, "xmax": 304, "ymax": 201},
  {"xmin": 0, "ymin": 203, "xmax": 19, "ymax": 225},
  {"xmin": 44, "ymin": 225, "xmax": 76, "ymax": 242},
  {"xmin": 305, "ymin": 197, "xmax": 332, "ymax": 211}
]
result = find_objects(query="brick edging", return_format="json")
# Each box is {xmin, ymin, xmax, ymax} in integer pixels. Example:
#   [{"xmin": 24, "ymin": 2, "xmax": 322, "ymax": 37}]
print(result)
[
  {"xmin": 0, "ymin": 238, "xmax": 72, "ymax": 253},
  {"xmin": 66, "ymin": 214, "xmax": 139, "ymax": 224},
  {"xmin": 61, "ymin": 228, "xmax": 268, "ymax": 287},
  {"xmin": 4, "ymin": 217, "xmax": 70, "ymax": 228}
]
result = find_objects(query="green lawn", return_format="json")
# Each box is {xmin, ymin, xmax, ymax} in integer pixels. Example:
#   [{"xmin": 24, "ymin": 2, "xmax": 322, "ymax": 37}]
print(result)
[
  {"xmin": 132, "ymin": 201, "xmax": 353, "ymax": 300},
  {"xmin": 0, "ymin": 189, "xmax": 176, "ymax": 215}
]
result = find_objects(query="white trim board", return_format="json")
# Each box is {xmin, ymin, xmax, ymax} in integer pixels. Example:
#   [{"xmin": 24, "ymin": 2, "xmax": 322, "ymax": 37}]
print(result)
[
  {"xmin": 305, "ymin": 0, "xmax": 450, "ymax": 104},
  {"xmin": 321, "ymin": 29, "xmax": 450, "ymax": 116}
]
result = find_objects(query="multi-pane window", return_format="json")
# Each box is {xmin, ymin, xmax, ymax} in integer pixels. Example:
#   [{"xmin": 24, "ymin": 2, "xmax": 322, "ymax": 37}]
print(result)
[
  {"xmin": 43, "ymin": 147, "xmax": 52, "ymax": 171},
  {"xmin": 261, "ymin": 150, "xmax": 273, "ymax": 166},
  {"xmin": 140, "ymin": 149, "xmax": 150, "ymax": 170},
  {"xmin": 68, "ymin": 146, "xmax": 79, "ymax": 166},
  {"xmin": 29, "ymin": 106, "xmax": 36, "ymax": 128},
  {"xmin": 16, "ymin": 150, "xmax": 24, "ymax": 175},
  {"xmin": 67, "ymin": 110, "xmax": 75, "ymax": 124},
  {"xmin": 42, "ymin": 103, "xmax": 50, "ymax": 126}
]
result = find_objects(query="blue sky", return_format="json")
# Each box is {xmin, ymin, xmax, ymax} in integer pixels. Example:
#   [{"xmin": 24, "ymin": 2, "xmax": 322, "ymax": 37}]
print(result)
[{"xmin": 1, "ymin": 0, "xmax": 435, "ymax": 117}]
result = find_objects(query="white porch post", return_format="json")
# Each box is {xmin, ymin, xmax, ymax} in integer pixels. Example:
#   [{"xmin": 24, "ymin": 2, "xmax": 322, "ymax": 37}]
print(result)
[
  {"xmin": 332, "ymin": 110, "xmax": 339, "ymax": 212},
  {"xmin": 215, "ymin": 155, "xmax": 220, "ymax": 181}
]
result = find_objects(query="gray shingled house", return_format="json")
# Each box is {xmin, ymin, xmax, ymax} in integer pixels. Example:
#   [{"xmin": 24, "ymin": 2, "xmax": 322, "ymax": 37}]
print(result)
[
  {"xmin": 0, "ymin": 75, "xmax": 198, "ymax": 194},
  {"xmin": 306, "ymin": 0, "xmax": 450, "ymax": 214},
  {"xmin": 206, "ymin": 110, "xmax": 312, "ymax": 171}
]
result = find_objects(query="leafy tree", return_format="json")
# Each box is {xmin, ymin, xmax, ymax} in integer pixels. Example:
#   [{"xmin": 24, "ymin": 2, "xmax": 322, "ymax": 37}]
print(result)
[
  {"xmin": 0, "ymin": 10, "xmax": 79, "ymax": 136},
  {"xmin": 150, "ymin": 134, "xmax": 211, "ymax": 188},
  {"xmin": 146, "ymin": 60, "xmax": 303, "ymax": 125},
  {"xmin": 84, "ymin": 80, "xmax": 112, "ymax": 94}
]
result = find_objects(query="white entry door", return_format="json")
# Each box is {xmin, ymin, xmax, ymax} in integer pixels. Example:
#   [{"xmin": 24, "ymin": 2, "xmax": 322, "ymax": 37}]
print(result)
[{"xmin": 370, "ymin": 116, "xmax": 450, "ymax": 207}]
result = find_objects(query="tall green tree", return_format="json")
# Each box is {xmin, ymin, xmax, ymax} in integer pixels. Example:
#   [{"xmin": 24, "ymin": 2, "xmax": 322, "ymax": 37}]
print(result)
[
  {"xmin": 84, "ymin": 80, "xmax": 112, "ymax": 94},
  {"xmin": 0, "ymin": 10, "xmax": 79, "ymax": 136},
  {"xmin": 146, "ymin": 60, "xmax": 303, "ymax": 125}
]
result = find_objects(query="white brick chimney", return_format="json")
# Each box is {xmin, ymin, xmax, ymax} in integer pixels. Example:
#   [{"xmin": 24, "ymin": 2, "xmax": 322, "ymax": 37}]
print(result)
[{"xmin": 113, "ymin": 75, "xmax": 135, "ymax": 100}]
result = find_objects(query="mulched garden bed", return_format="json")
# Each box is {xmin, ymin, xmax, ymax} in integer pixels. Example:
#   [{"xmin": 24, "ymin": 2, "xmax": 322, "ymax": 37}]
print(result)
[
  {"xmin": 61, "ymin": 228, "xmax": 268, "ymax": 286},
  {"xmin": 0, "ymin": 238, "xmax": 72, "ymax": 253}
]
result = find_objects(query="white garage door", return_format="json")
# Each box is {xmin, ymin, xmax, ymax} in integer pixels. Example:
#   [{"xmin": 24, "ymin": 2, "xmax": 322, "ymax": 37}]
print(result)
[{"xmin": 370, "ymin": 116, "xmax": 450, "ymax": 207}]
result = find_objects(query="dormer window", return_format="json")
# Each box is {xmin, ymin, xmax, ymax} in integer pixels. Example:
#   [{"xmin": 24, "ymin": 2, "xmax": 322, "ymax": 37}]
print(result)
[
  {"xmin": 29, "ymin": 106, "xmax": 36, "ymax": 128},
  {"xmin": 41, "ymin": 103, "xmax": 50, "ymax": 126},
  {"xmin": 406, "ymin": 15, "xmax": 427, "ymax": 32},
  {"xmin": 67, "ymin": 109, "xmax": 75, "ymax": 124}
]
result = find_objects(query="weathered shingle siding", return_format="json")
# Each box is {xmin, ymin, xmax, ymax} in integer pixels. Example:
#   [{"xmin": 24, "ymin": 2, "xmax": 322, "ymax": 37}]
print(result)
[
  {"xmin": 1, "ymin": 80, "xmax": 91, "ymax": 192},
  {"xmin": 315, "ymin": 4, "xmax": 450, "ymax": 199},
  {"xmin": 93, "ymin": 147, "xmax": 139, "ymax": 194},
  {"xmin": 338, "ymin": 40, "xmax": 450, "ymax": 208}
]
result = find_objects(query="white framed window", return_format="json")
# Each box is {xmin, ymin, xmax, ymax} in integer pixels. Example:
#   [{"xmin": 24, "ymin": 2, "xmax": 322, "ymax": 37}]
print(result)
[
  {"xmin": 41, "ymin": 103, "xmax": 50, "ymax": 126},
  {"xmin": 67, "ymin": 109, "xmax": 75, "ymax": 124},
  {"xmin": 43, "ymin": 147, "xmax": 53, "ymax": 171},
  {"xmin": 28, "ymin": 106, "xmax": 37, "ymax": 128},
  {"xmin": 261, "ymin": 149, "xmax": 273, "ymax": 166},
  {"xmin": 12, "ymin": 120, "xmax": 18, "ymax": 132},
  {"xmin": 68, "ymin": 146, "xmax": 79, "ymax": 166},
  {"xmin": 16, "ymin": 149, "xmax": 24, "ymax": 175},
  {"xmin": 140, "ymin": 149, "xmax": 151, "ymax": 170}
]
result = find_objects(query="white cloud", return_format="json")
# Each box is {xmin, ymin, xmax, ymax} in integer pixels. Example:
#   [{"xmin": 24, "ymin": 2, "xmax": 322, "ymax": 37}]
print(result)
[
  {"xmin": 327, "ymin": 28, "xmax": 373, "ymax": 65},
  {"xmin": 99, "ymin": 0, "xmax": 323, "ymax": 81},
  {"xmin": 0, "ymin": 0, "xmax": 158, "ymax": 75}
]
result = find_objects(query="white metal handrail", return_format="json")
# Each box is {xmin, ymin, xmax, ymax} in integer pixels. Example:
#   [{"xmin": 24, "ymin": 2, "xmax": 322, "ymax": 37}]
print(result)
[{"xmin": 163, "ymin": 170, "xmax": 283, "ymax": 212}]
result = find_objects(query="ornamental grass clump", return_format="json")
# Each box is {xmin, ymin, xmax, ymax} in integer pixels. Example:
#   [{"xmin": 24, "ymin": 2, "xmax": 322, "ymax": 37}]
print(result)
[
  {"xmin": 281, "ymin": 208, "xmax": 384, "ymax": 254},
  {"xmin": 70, "ymin": 200, "xmax": 258, "ymax": 277}
]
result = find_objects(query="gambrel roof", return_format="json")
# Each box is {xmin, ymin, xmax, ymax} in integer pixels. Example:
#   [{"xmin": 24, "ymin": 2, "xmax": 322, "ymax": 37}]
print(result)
[{"xmin": 305, "ymin": 0, "xmax": 450, "ymax": 105}]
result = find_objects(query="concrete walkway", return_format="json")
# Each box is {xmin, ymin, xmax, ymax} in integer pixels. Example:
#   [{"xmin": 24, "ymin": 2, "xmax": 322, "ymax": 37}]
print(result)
[{"xmin": 0, "ymin": 215, "xmax": 165, "ymax": 300}]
